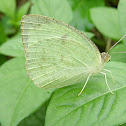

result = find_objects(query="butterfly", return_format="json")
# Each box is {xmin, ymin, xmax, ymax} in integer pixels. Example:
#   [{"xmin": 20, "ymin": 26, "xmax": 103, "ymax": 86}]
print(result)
[{"xmin": 21, "ymin": 15, "xmax": 125, "ymax": 96}]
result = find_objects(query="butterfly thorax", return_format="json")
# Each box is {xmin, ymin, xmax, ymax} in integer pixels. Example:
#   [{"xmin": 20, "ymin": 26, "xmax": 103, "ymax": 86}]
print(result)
[
  {"xmin": 101, "ymin": 52, "xmax": 111, "ymax": 63},
  {"xmin": 88, "ymin": 52, "xmax": 111, "ymax": 76}
]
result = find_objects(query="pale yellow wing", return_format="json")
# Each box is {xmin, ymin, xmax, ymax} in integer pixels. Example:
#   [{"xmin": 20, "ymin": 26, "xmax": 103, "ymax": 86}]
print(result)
[{"xmin": 21, "ymin": 15, "xmax": 103, "ymax": 88}]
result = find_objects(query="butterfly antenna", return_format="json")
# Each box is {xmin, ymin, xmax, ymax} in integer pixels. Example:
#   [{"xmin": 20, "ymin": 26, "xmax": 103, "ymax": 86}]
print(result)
[
  {"xmin": 108, "ymin": 34, "xmax": 126, "ymax": 53},
  {"xmin": 110, "ymin": 52, "xmax": 126, "ymax": 54}
]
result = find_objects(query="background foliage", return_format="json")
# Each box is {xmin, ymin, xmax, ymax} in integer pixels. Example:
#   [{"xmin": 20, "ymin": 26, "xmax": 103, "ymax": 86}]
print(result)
[{"xmin": 0, "ymin": 0, "xmax": 126, "ymax": 126}]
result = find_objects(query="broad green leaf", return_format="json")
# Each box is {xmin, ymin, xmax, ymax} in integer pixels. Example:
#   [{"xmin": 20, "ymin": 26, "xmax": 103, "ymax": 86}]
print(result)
[
  {"xmin": 18, "ymin": 100, "xmax": 50, "ymax": 126},
  {"xmin": 90, "ymin": 7, "xmax": 121, "ymax": 40},
  {"xmin": 0, "ymin": 33, "xmax": 24, "ymax": 57},
  {"xmin": 0, "ymin": 58, "xmax": 53, "ymax": 126},
  {"xmin": 45, "ymin": 61, "xmax": 126, "ymax": 126},
  {"xmin": 16, "ymin": 2, "xmax": 30, "ymax": 26},
  {"xmin": 30, "ymin": 0, "xmax": 73, "ymax": 23},
  {"xmin": 110, "ymin": 43, "xmax": 126, "ymax": 63},
  {"xmin": 68, "ymin": 0, "xmax": 105, "ymax": 31},
  {"xmin": 0, "ymin": 0, "xmax": 16, "ymax": 19},
  {"xmin": 118, "ymin": 0, "xmax": 126, "ymax": 45}
]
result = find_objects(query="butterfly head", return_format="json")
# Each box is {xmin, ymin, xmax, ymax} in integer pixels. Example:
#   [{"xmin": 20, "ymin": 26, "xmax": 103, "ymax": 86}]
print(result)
[{"xmin": 101, "ymin": 52, "xmax": 111, "ymax": 63}]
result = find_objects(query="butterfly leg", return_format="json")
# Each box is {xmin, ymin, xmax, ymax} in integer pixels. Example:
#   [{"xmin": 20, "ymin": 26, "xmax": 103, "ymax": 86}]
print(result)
[
  {"xmin": 103, "ymin": 69, "xmax": 115, "ymax": 83},
  {"xmin": 100, "ymin": 72, "xmax": 114, "ymax": 94},
  {"xmin": 78, "ymin": 74, "xmax": 91, "ymax": 96}
]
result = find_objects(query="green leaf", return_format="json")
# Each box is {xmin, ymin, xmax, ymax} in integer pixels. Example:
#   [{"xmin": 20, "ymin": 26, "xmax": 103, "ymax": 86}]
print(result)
[
  {"xmin": 1, "ymin": 16, "xmax": 16, "ymax": 35},
  {"xmin": 0, "ymin": 0, "xmax": 16, "ymax": 19},
  {"xmin": 118, "ymin": 0, "xmax": 126, "ymax": 45},
  {"xmin": 90, "ymin": 7, "xmax": 121, "ymax": 40},
  {"xmin": 0, "ymin": 33, "xmax": 24, "ymax": 57},
  {"xmin": 16, "ymin": 2, "xmax": 30, "ymax": 26},
  {"xmin": 83, "ymin": 32, "xmax": 94, "ymax": 39},
  {"xmin": 68, "ymin": 0, "xmax": 105, "ymax": 31},
  {"xmin": 110, "ymin": 43, "xmax": 126, "ymax": 63},
  {"xmin": 45, "ymin": 61, "xmax": 126, "ymax": 126},
  {"xmin": 30, "ymin": 0, "xmax": 73, "ymax": 23},
  {"xmin": 18, "ymin": 100, "xmax": 50, "ymax": 126},
  {"xmin": 0, "ymin": 58, "xmax": 53, "ymax": 126}
]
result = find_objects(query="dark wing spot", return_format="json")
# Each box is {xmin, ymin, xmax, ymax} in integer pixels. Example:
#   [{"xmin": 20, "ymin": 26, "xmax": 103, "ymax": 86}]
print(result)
[
  {"xmin": 61, "ymin": 35, "xmax": 67, "ymax": 45},
  {"xmin": 61, "ymin": 35, "xmax": 67, "ymax": 39}
]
